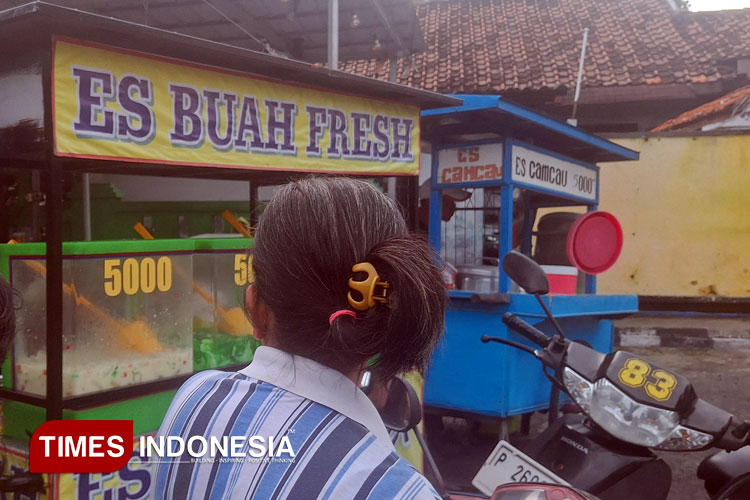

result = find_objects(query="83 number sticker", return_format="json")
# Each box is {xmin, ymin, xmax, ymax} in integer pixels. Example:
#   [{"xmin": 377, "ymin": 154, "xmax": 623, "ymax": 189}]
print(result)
[{"xmin": 618, "ymin": 357, "xmax": 678, "ymax": 402}]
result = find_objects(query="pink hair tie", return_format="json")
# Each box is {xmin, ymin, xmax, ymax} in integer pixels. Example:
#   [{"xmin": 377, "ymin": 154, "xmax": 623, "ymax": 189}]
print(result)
[{"xmin": 329, "ymin": 309, "xmax": 357, "ymax": 325}]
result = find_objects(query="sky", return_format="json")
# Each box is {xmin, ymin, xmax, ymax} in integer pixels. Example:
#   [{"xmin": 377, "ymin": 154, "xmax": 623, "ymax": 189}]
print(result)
[{"xmin": 690, "ymin": 0, "xmax": 750, "ymax": 10}]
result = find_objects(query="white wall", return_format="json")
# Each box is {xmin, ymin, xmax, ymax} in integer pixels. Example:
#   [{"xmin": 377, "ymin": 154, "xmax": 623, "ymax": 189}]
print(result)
[{"xmin": 0, "ymin": 72, "xmax": 43, "ymax": 128}]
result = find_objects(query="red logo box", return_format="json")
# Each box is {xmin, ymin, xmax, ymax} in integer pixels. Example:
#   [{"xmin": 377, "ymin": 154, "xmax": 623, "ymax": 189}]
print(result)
[{"xmin": 31, "ymin": 420, "xmax": 134, "ymax": 473}]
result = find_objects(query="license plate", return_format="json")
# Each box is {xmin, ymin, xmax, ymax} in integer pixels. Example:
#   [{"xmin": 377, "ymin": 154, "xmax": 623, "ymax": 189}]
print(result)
[{"xmin": 472, "ymin": 440, "xmax": 570, "ymax": 496}]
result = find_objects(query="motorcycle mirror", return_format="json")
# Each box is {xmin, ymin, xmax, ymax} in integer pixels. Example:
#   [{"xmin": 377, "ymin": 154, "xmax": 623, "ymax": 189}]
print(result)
[
  {"xmin": 379, "ymin": 377, "xmax": 423, "ymax": 433},
  {"xmin": 376, "ymin": 377, "xmax": 450, "ymax": 498},
  {"xmin": 502, "ymin": 251, "xmax": 549, "ymax": 295},
  {"xmin": 491, "ymin": 483, "xmax": 601, "ymax": 500}
]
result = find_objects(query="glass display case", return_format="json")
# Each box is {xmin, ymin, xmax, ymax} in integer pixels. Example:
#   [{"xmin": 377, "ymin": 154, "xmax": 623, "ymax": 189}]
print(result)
[
  {"xmin": 1, "ymin": 240, "xmax": 194, "ymax": 397},
  {"xmin": 192, "ymin": 238, "xmax": 259, "ymax": 371}
]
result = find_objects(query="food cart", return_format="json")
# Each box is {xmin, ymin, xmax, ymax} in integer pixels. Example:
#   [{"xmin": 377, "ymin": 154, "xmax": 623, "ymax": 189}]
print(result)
[
  {"xmin": 420, "ymin": 95, "xmax": 640, "ymax": 419},
  {"xmin": 0, "ymin": 3, "xmax": 457, "ymax": 496}
]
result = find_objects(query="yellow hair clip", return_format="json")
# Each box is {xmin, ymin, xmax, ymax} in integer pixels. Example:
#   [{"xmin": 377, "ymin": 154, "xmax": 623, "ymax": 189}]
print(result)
[{"xmin": 347, "ymin": 262, "xmax": 390, "ymax": 311}]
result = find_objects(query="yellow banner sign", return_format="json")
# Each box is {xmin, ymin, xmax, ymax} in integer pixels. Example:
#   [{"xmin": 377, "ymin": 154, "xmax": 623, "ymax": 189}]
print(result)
[{"xmin": 53, "ymin": 38, "xmax": 420, "ymax": 175}]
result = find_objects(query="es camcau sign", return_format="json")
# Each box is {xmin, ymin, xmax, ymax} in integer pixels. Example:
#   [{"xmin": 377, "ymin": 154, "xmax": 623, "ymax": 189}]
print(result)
[
  {"xmin": 436, "ymin": 142, "xmax": 597, "ymax": 203},
  {"xmin": 437, "ymin": 143, "xmax": 504, "ymax": 184},
  {"xmin": 510, "ymin": 144, "xmax": 598, "ymax": 202}
]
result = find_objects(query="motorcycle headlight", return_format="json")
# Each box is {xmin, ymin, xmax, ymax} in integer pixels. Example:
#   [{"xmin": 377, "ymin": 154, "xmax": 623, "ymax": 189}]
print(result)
[
  {"xmin": 563, "ymin": 369, "xmax": 682, "ymax": 448},
  {"xmin": 589, "ymin": 378, "xmax": 680, "ymax": 447}
]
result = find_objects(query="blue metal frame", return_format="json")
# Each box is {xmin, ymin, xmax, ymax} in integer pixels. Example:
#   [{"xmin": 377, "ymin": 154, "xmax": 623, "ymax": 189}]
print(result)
[
  {"xmin": 584, "ymin": 203, "xmax": 599, "ymax": 294},
  {"xmin": 435, "ymin": 137, "xmax": 509, "ymax": 152},
  {"xmin": 421, "ymin": 94, "xmax": 502, "ymax": 117},
  {"xmin": 499, "ymin": 138, "xmax": 514, "ymax": 292},
  {"xmin": 429, "ymin": 180, "xmax": 506, "ymax": 190},
  {"xmin": 428, "ymin": 152, "xmax": 443, "ymax": 252}
]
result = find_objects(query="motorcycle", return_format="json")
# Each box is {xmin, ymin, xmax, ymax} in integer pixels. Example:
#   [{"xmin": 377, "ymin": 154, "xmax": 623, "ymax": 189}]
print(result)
[
  {"xmin": 372, "ymin": 371, "xmax": 602, "ymax": 500},
  {"xmin": 474, "ymin": 251, "xmax": 750, "ymax": 500}
]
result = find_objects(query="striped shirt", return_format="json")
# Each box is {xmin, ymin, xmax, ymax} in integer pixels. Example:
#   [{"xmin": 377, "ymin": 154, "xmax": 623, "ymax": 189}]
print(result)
[{"xmin": 151, "ymin": 346, "xmax": 441, "ymax": 500}]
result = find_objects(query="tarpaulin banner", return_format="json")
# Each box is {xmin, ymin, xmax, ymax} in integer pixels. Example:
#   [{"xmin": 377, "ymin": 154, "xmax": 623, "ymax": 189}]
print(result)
[
  {"xmin": 1, "ymin": 432, "xmax": 153, "ymax": 500},
  {"xmin": 53, "ymin": 37, "xmax": 420, "ymax": 175}
]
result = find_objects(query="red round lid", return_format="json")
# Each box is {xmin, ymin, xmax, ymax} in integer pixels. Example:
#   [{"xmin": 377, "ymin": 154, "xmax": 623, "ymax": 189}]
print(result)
[{"xmin": 566, "ymin": 211, "xmax": 623, "ymax": 274}]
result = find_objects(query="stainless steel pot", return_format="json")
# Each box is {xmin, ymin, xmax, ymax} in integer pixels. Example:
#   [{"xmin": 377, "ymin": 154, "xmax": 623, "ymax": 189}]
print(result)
[{"xmin": 455, "ymin": 264, "xmax": 499, "ymax": 293}]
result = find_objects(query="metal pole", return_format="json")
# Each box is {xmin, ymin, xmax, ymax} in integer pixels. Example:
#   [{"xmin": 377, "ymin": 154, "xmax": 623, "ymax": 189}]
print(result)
[
  {"xmin": 46, "ymin": 161, "xmax": 64, "ymax": 421},
  {"xmin": 388, "ymin": 58, "xmax": 398, "ymax": 83},
  {"xmin": 40, "ymin": 34, "xmax": 63, "ymax": 422},
  {"xmin": 570, "ymin": 27, "xmax": 589, "ymax": 122},
  {"xmin": 386, "ymin": 177, "xmax": 397, "ymax": 202},
  {"xmin": 82, "ymin": 172, "xmax": 92, "ymax": 241},
  {"xmin": 31, "ymin": 171, "xmax": 41, "ymax": 241},
  {"xmin": 327, "ymin": 0, "xmax": 339, "ymax": 70},
  {"xmin": 249, "ymin": 181, "xmax": 258, "ymax": 234},
  {"xmin": 406, "ymin": 176, "xmax": 418, "ymax": 231}
]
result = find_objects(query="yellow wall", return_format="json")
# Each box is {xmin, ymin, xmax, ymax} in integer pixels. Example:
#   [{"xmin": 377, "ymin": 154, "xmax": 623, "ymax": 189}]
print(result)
[{"xmin": 596, "ymin": 134, "xmax": 750, "ymax": 297}]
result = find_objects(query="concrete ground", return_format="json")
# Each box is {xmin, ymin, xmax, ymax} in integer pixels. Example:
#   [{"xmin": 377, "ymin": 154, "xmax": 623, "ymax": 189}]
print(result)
[
  {"xmin": 615, "ymin": 315, "xmax": 750, "ymax": 350},
  {"xmin": 426, "ymin": 345, "xmax": 750, "ymax": 500}
]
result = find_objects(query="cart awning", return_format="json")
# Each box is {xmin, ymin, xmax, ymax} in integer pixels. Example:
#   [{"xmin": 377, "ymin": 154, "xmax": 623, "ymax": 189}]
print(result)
[{"xmin": 422, "ymin": 95, "xmax": 638, "ymax": 163}]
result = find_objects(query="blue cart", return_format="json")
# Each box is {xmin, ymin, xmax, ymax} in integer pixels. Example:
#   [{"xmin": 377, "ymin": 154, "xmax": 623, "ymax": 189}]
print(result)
[{"xmin": 421, "ymin": 95, "xmax": 639, "ymax": 418}]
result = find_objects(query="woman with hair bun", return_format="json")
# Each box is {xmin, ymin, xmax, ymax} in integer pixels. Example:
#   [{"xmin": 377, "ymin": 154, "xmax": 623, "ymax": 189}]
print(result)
[{"xmin": 153, "ymin": 177, "xmax": 447, "ymax": 499}]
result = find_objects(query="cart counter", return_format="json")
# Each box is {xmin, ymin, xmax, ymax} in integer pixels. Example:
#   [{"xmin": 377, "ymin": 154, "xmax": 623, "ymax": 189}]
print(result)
[{"xmin": 424, "ymin": 292, "xmax": 638, "ymax": 417}]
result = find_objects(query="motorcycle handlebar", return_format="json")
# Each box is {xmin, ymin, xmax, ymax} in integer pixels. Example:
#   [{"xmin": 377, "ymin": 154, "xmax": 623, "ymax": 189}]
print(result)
[{"xmin": 502, "ymin": 313, "xmax": 552, "ymax": 347}]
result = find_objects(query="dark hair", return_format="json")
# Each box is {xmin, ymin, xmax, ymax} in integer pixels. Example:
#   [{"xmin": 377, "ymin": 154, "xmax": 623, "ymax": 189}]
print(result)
[
  {"xmin": 0, "ymin": 275, "xmax": 16, "ymax": 363},
  {"xmin": 252, "ymin": 177, "xmax": 446, "ymax": 380}
]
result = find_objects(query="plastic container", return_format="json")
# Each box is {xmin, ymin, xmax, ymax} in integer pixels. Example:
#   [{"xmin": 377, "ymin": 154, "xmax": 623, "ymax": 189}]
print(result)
[{"xmin": 540, "ymin": 265, "xmax": 578, "ymax": 295}]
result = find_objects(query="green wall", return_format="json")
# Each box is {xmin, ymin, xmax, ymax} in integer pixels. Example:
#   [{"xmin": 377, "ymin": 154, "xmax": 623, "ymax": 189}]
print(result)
[
  {"xmin": 2, "ymin": 170, "xmax": 252, "ymax": 242},
  {"xmin": 64, "ymin": 183, "xmax": 251, "ymax": 241}
]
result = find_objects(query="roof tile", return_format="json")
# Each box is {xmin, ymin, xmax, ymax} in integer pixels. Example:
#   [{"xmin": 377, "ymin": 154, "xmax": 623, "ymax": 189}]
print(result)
[
  {"xmin": 652, "ymin": 85, "xmax": 750, "ymax": 131},
  {"xmin": 341, "ymin": 0, "xmax": 750, "ymax": 94}
]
